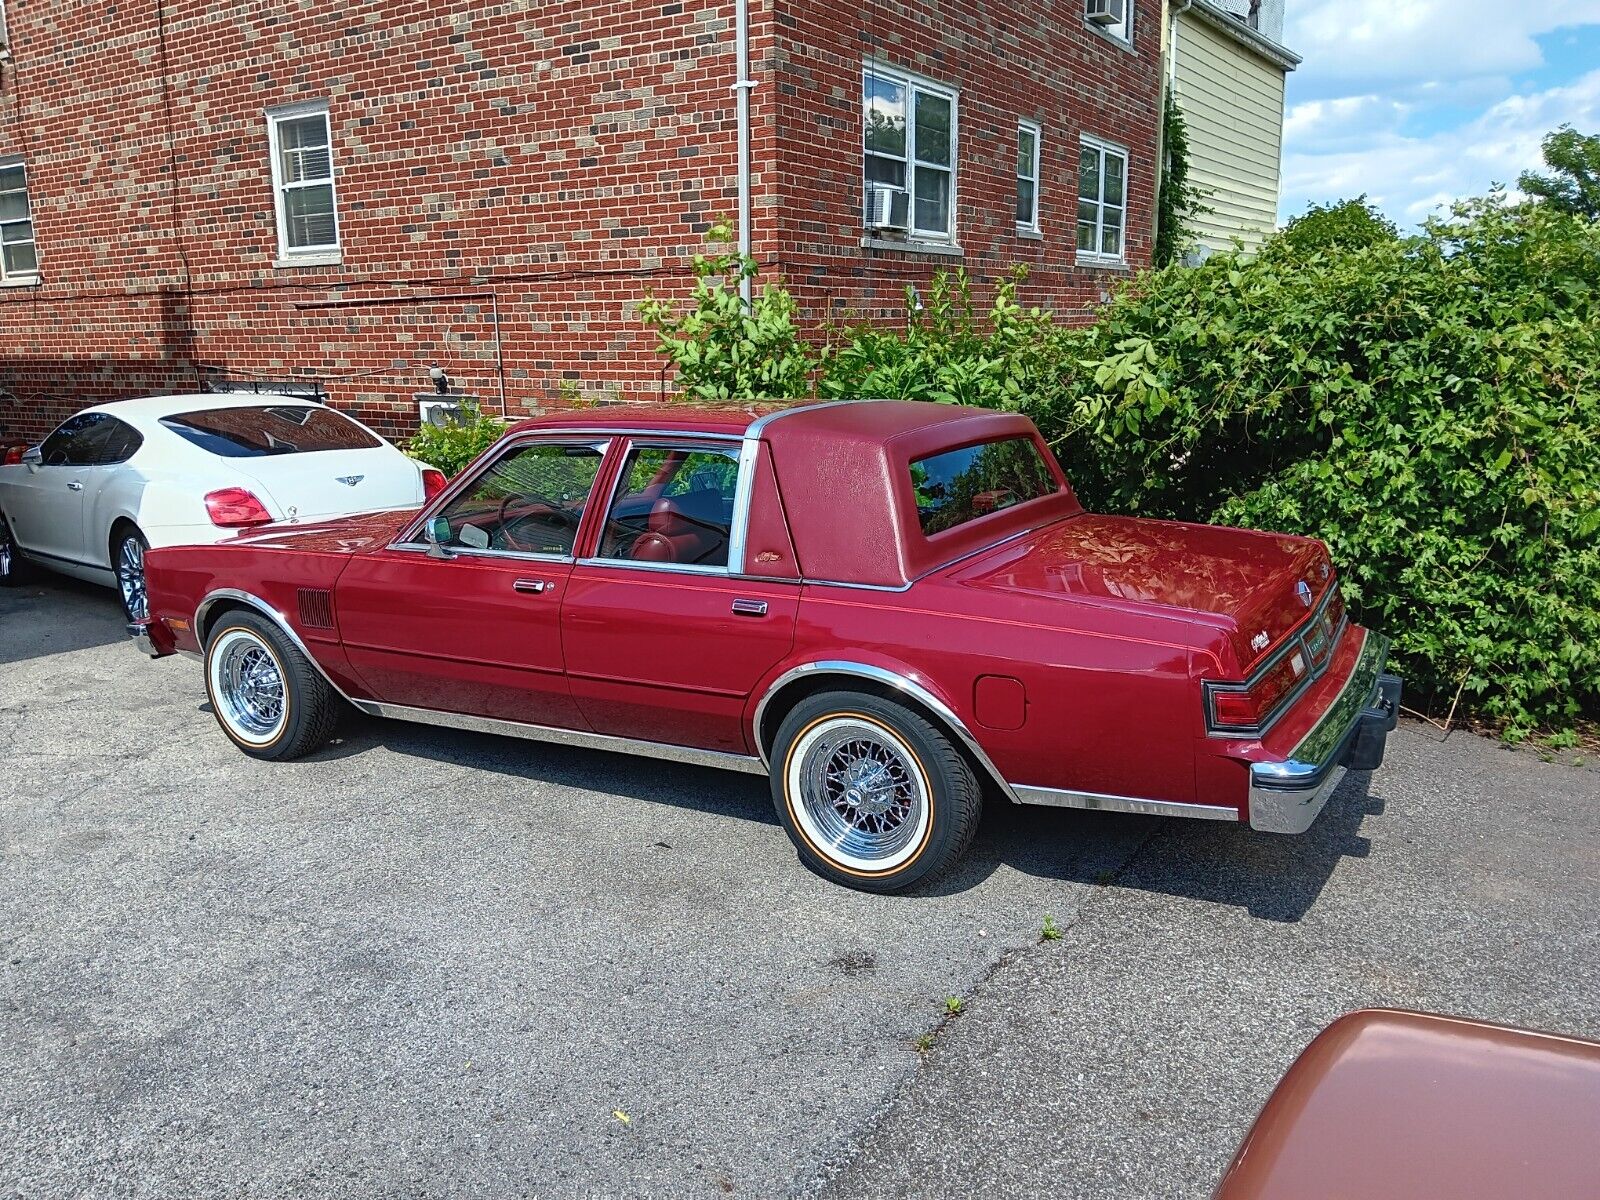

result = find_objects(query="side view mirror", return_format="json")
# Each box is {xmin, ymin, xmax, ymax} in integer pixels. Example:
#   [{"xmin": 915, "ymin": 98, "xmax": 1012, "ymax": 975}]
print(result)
[
  {"xmin": 424, "ymin": 514, "xmax": 454, "ymax": 559},
  {"xmin": 21, "ymin": 446, "xmax": 42, "ymax": 469}
]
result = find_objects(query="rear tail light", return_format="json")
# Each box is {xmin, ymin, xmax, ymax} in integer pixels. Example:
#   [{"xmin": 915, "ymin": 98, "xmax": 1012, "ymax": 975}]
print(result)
[
  {"xmin": 2, "ymin": 446, "xmax": 23, "ymax": 466},
  {"xmin": 1207, "ymin": 650, "xmax": 1307, "ymax": 734},
  {"xmin": 204, "ymin": 487, "xmax": 274, "ymax": 528},
  {"xmin": 421, "ymin": 467, "xmax": 448, "ymax": 500}
]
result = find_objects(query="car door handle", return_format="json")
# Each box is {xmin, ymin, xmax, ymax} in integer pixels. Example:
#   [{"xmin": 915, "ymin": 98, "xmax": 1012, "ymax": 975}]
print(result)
[
  {"xmin": 731, "ymin": 598, "xmax": 768, "ymax": 617},
  {"xmin": 513, "ymin": 578, "xmax": 552, "ymax": 595},
  {"xmin": 66, "ymin": 480, "xmax": 84, "ymax": 491}
]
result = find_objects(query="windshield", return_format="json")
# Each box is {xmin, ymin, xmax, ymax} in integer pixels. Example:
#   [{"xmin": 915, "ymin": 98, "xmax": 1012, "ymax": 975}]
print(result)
[{"xmin": 160, "ymin": 405, "xmax": 381, "ymax": 457}]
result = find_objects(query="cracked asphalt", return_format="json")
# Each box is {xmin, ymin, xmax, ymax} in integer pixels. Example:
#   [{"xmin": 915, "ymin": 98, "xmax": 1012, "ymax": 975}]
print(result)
[{"xmin": 3, "ymin": 574, "xmax": 1597, "ymax": 1199}]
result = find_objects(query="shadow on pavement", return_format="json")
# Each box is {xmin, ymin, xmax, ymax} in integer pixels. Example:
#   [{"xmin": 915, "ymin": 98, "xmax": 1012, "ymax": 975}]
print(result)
[
  {"xmin": 0, "ymin": 575, "xmax": 129, "ymax": 666},
  {"xmin": 295, "ymin": 707, "xmax": 1382, "ymax": 918}
]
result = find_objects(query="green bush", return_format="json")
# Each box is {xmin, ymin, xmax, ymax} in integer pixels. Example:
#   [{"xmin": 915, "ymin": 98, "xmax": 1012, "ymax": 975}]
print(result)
[
  {"xmin": 1276, "ymin": 196, "xmax": 1400, "ymax": 256},
  {"xmin": 1062, "ymin": 198, "xmax": 1600, "ymax": 736},
  {"xmin": 407, "ymin": 400, "xmax": 507, "ymax": 476}
]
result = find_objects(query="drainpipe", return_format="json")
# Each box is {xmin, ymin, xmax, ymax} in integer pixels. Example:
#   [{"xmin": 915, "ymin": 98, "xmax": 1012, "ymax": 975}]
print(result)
[
  {"xmin": 733, "ymin": 0, "xmax": 756, "ymax": 306},
  {"xmin": 1155, "ymin": 0, "xmax": 1195, "ymax": 258},
  {"xmin": 1170, "ymin": 0, "xmax": 1194, "ymax": 89}
]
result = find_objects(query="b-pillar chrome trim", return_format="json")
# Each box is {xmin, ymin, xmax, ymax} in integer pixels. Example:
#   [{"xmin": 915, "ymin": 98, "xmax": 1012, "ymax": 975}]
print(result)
[{"xmin": 351, "ymin": 700, "xmax": 768, "ymax": 775}]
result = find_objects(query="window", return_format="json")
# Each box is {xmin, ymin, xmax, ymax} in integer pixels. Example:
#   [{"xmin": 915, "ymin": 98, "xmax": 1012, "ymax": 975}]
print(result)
[
  {"xmin": 0, "ymin": 157, "xmax": 38, "ymax": 284},
  {"xmin": 1016, "ymin": 121, "xmax": 1041, "ymax": 232},
  {"xmin": 863, "ymin": 64, "xmax": 958, "ymax": 242},
  {"xmin": 160, "ymin": 405, "xmax": 380, "ymax": 458},
  {"xmin": 430, "ymin": 441, "xmax": 606, "ymax": 558},
  {"xmin": 597, "ymin": 444, "xmax": 741, "ymax": 569},
  {"xmin": 909, "ymin": 438, "xmax": 1060, "ymax": 536},
  {"xmin": 1085, "ymin": 0, "xmax": 1133, "ymax": 44},
  {"xmin": 38, "ymin": 413, "xmax": 141, "ymax": 467},
  {"xmin": 1077, "ymin": 138, "xmax": 1128, "ymax": 262},
  {"xmin": 0, "ymin": 0, "xmax": 11, "ymax": 55},
  {"xmin": 266, "ymin": 103, "xmax": 340, "ymax": 261}
]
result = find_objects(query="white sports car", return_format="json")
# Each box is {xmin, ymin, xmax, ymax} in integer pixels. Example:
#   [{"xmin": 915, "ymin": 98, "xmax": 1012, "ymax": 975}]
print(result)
[{"xmin": 0, "ymin": 393, "xmax": 445, "ymax": 620}]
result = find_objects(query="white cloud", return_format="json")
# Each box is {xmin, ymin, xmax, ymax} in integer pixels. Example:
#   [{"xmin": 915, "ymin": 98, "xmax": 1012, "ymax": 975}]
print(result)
[
  {"xmin": 1281, "ymin": 69, "xmax": 1600, "ymax": 225},
  {"xmin": 1286, "ymin": 1, "xmax": 1600, "ymax": 96}
]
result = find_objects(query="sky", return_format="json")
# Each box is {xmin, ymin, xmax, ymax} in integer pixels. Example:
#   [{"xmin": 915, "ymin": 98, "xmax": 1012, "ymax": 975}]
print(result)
[{"xmin": 1279, "ymin": 2, "xmax": 1600, "ymax": 227}]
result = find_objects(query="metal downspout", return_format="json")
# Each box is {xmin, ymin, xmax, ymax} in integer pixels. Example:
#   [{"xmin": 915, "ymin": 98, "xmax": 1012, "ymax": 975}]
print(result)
[{"xmin": 733, "ymin": 0, "xmax": 756, "ymax": 306}]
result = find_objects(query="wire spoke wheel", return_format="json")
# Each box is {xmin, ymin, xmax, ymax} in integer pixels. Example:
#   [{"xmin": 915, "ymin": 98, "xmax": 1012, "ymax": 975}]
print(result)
[
  {"xmin": 0, "ymin": 516, "xmax": 14, "ymax": 580},
  {"xmin": 117, "ymin": 535, "xmax": 147, "ymax": 621},
  {"xmin": 209, "ymin": 629, "xmax": 288, "ymax": 745},
  {"xmin": 788, "ymin": 716, "xmax": 930, "ymax": 872}
]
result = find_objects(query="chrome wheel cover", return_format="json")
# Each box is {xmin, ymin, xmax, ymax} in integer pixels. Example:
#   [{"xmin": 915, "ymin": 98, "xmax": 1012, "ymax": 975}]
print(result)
[
  {"xmin": 209, "ymin": 629, "xmax": 288, "ymax": 745},
  {"xmin": 117, "ymin": 536, "xmax": 147, "ymax": 620},
  {"xmin": 787, "ymin": 716, "xmax": 930, "ymax": 872}
]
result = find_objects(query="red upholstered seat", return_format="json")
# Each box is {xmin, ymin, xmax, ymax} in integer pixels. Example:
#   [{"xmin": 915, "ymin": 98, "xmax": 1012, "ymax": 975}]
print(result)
[{"xmin": 630, "ymin": 497, "xmax": 721, "ymax": 564}]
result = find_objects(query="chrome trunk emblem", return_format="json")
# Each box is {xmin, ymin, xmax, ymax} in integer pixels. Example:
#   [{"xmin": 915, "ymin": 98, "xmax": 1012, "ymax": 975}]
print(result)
[
  {"xmin": 1296, "ymin": 580, "xmax": 1314, "ymax": 607},
  {"xmin": 336, "ymin": 475, "xmax": 365, "ymax": 487},
  {"xmin": 1251, "ymin": 630, "xmax": 1270, "ymax": 652}
]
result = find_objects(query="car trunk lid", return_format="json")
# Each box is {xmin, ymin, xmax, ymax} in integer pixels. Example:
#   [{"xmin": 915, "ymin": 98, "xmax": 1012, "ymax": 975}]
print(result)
[
  {"xmin": 232, "ymin": 446, "xmax": 422, "ymax": 521},
  {"xmin": 943, "ymin": 512, "xmax": 1336, "ymax": 668}
]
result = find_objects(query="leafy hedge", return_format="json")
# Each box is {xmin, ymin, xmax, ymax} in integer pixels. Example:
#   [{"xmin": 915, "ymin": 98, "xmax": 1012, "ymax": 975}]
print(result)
[
  {"xmin": 407, "ymin": 400, "xmax": 507, "ymax": 476},
  {"xmin": 644, "ymin": 197, "xmax": 1600, "ymax": 736}
]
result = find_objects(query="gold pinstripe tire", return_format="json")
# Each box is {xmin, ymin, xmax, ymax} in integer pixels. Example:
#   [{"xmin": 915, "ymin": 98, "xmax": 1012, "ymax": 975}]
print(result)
[
  {"xmin": 770, "ymin": 691, "xmax": 983, "ymax": 893},
  {"xmin": 204, "ymin": 611, "xmax": 340, "ymax": 761}
]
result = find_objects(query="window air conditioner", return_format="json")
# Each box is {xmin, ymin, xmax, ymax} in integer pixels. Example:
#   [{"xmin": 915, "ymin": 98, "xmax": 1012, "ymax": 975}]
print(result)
[
  {"xmin": 865, "ymin": 186, "xmax": 911, "ymax": 232},
  {"xmin": 1085, "ymin": 0, "xmax": 1126, "ymax": 26}
]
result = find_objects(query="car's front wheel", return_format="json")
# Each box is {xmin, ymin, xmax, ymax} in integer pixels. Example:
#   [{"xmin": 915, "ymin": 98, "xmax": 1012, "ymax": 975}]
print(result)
[
  {"xmin": 770, "ymin": 691, "xmax": 984, "ymax": 893},
  {"xmin": 112, "ymin": 526, "xmax": 150, "ymax": 621},
  {"xmin": 204, "ymin": 610, "xmax": 340, "ymax": 760}
]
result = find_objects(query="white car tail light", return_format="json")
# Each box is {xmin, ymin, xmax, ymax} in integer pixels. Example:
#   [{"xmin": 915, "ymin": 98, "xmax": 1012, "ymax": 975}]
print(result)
[{"xmin": 204, "ymin": 487, "xmax": 274, "ymax": 528}]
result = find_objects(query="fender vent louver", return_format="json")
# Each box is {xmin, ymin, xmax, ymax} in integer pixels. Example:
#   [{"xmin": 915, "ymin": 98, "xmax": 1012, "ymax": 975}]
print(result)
[{"xmin": 297, "ymin": 588, "xmax": 335, "ymax": 630}]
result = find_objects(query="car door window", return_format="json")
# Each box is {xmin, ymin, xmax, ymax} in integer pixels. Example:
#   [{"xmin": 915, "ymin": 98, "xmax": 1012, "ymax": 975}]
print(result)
[
  {"xmin": 93, "ymin": 417, "xmax": 144, "ymax": 465},
  {"xmin": 39, "ymin": 413, "xmax": 115, "ymax": 466},
  {"xmin": 430, "ymin": 440, "xmax": 606, "ymax": 557},
  {"xmin": 597, "ymin": 444, "xmax": 740, "ymax": 568}
]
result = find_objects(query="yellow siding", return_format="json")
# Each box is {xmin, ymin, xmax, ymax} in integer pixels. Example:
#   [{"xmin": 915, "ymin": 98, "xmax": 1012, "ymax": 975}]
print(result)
[{"xmin": 1173, "ymin": 12, "xmax": 1286, "ymax": 256}]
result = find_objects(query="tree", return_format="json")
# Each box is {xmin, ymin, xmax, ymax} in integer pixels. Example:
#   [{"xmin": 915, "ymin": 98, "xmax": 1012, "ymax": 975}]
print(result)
[
  {"xmin": 1518, "ymin": 125, "xmax": 1600, "ymax": 221},
  {"xmin": 1276, "ymin": 197, "xmax": 1399, "ymax": 255}
]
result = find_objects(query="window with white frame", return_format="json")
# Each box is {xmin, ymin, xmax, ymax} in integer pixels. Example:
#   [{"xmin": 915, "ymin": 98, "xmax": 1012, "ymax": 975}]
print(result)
[
  {"xmin": 1085, "ymin": 0, "xmax": 1133, "ymax": 44},
  {"xmin": 863, "ymin": 64, "xmax": 958, "ymax": 242},
  {"xmin": 266, "ymin": 102, "xmax": 340, "ymax": 261},
  {"xmin": 1016, "ymin": 121, "xmax": 1041, "ymax": 232},
  {"xmin": 0, "ymin": 0, "xmax": 11, "ymax": 55},
  {"xmin": 0, "ymin": 158, "xmax": 38, "ymax": 283},
  {"xmin": 1077, "ymin": 138, "xmax": 1128, "ymax": 262}
]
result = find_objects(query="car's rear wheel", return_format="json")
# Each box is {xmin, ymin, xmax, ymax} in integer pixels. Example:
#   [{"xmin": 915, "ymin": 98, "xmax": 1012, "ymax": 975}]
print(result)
[
  {"xmin": 113, "ymin": 526, "xmax": 149, "ymax": 621},
  {"xmin": 770, "ymin": 691, "xmax": 983, "ymax": 893},
  {"xmin": 204, "ymin": 610, "xmax": 340, "ymax": 760},
  {"xmin": 0, "ymin": 511, "xmax": 24, "ymax": 587}
]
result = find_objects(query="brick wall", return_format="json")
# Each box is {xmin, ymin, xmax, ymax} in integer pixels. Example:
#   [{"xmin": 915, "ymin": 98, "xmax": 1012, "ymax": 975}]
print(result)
[{"xmin": 0, "ymin": 0, "xmax": 1159, "ymax": 442}]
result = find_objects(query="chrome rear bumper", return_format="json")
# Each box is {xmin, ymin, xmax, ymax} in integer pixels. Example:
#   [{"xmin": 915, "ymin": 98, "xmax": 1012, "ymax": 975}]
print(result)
[{"xmin": 1249, "ymin": 631, "xmax": 1402, "ymax": 834}]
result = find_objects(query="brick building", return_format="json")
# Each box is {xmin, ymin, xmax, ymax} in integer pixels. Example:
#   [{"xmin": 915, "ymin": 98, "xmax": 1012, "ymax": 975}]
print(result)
[{"xmin": 0, "ymin": 0, "xmax": 1161, "ymax": 442}]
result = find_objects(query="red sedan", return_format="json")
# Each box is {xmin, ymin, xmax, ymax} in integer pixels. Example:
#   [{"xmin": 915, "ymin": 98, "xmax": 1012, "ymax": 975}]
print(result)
[{"xmin": 130, "ymin": 400, "xmax": 1401, "ymax": 891}]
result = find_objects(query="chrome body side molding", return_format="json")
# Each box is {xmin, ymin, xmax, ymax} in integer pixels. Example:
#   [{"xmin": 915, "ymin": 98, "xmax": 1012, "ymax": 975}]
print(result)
[
  {"xmin": 1011, "ymin": 784, "xmax": 1239, "ymax": 822},
  {"xmin": 751, "ymin": 659, "xmax": 1022, "ymax": 803},
  {"xmin": 193, "ymin": 588, "xmax": 360, "ymax": 704},
  {"xmin": 352, "ymin": 699, "xmax": 768, "ymax": 775}
]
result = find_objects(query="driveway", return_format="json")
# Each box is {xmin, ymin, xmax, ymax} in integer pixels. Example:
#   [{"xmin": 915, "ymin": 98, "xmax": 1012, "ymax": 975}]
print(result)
[{"xmin": 2, "ymin": 575, "xmax": 1597, "ymax": 1198}]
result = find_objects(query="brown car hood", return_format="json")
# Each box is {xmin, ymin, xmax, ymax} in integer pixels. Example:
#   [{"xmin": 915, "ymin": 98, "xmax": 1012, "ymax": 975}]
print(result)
[
  {"xmin": 1215, "ymin": 1009, "xmax": 1600, "ymax": 1200},
  {"xmin": 944, "ymin": 513, "xmax": 1334, "ymax": 664}
]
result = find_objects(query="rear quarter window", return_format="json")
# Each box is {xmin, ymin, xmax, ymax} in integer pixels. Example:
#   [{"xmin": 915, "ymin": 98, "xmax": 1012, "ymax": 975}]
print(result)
[
  {"xmin": 909, "ymin": 437, "xmax": 1059, "ymax": 536},
  {"xmin": 160, "ymin": 405, "xmax": 381, "ymax": 457}
]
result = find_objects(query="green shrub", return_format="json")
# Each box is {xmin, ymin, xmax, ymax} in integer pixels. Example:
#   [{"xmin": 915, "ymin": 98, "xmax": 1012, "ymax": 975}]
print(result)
[
  {"xmin": 1276, "ymin": 196, "xmax": 1400, "ymax": 256},
  {"xmin": 639, "ymin": 220, "xmax": 817, "ymax": 400},
  {"xmin": 1062, "ymin": 198, "xmax": 1600, "ymax": 735},
  {"xmin": 407, "ymin": 400, "xmax": 507, "ymax": 476}
]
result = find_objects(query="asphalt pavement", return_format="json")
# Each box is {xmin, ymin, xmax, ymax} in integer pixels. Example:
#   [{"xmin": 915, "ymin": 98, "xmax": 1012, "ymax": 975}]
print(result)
[{"xmin": 2, "ymin": 573, "xmax": 1596, "ymax": 1199}]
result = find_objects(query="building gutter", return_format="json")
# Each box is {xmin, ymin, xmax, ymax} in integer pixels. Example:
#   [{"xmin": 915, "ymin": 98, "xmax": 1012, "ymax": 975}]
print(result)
[
  {"xmin": 1186, "ymin": 0, "xmax": 1302, "ymax": 71},
  {"xmin": 732, "ymin": 0, "xmax": 756, "ymax": 306}
]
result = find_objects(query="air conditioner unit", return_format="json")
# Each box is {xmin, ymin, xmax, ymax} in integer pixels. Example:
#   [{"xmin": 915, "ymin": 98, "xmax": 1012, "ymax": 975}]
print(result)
[
  {"xmin": 416, "ymin": 397, "xmax": 464, "ymax": 427},
  {"xmin": 1085, "ymin": 0, "xmax": 1126, "ymax": 27},
  {"xmin": 865, "ymin": 185, "xmax": 911, "ymax": 232}
]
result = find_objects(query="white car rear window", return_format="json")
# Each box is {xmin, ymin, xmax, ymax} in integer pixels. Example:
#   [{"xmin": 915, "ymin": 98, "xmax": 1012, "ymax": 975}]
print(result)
[{"xmin": 160, "ymin": 405, "xmax": 381, "ymax": 458}]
